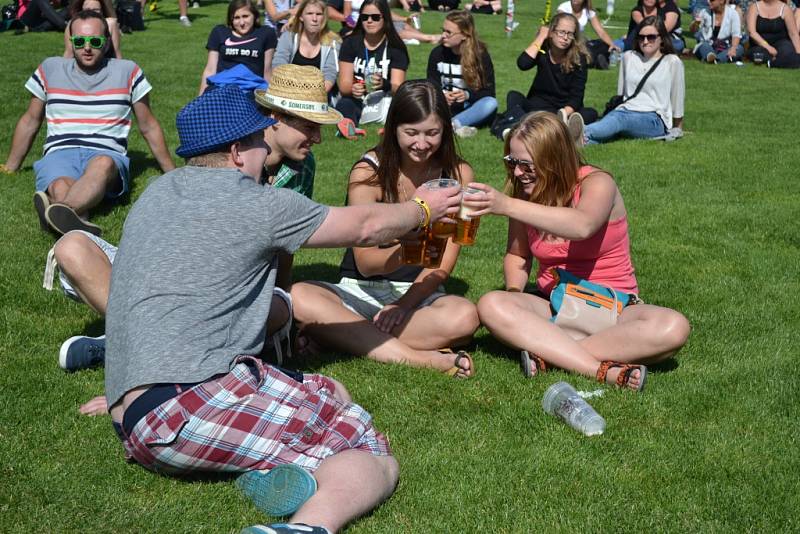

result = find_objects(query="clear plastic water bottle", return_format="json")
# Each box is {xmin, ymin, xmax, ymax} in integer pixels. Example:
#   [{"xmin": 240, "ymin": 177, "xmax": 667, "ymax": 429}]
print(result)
[
  {"xmin": 609, "ymin": 49, "xmax": 621, "ymax": 68},
  {"xmin": 542, "ymin": 381, "xmax": 606, "ymax": 436}
]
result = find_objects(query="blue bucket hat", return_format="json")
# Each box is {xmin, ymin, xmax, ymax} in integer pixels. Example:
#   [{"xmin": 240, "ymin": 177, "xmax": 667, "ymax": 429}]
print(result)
[{"xmin": 175, "ymin": 84, "xmax": 276, "ymax": 158}]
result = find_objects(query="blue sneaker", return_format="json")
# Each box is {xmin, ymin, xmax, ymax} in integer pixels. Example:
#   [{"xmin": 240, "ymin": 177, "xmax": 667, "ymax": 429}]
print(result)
[
  {"xmin": 59, "ymin": 335, "xmax": 105, "ymax": 371},
  {"xmin": 240, "ymin": 523, "xmax": 329, "ymax": 534},
  {"xmin": 236, "ymin": 464, "xmax": 317, "ymax": 518}
]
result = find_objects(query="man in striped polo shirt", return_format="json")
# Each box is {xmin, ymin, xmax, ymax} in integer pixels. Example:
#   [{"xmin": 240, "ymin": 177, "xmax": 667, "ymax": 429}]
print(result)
[{"xmin": 1, "ymin": 10, "xmax": 175, "ymax": 237}]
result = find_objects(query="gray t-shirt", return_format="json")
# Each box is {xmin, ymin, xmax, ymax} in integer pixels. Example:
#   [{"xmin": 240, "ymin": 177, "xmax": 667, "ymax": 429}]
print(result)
[{"xmin": 105, "ymin": 166, "xmax": 328, "ymax": 408}]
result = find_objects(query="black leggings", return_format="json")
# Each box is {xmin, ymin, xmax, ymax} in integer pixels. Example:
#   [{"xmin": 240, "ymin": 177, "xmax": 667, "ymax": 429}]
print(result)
[
  {"xmin": 747, "ymin": 39, "xmax": 800, "ymax": 68},
  {"xmin": 20, "ymin": 0, "xmax": 67, "ymax": 31},
  {"xmin": 335, "ymin": 95, "xmax": 364, "ymax": 124},
  {"xmin": 428, "ymin": 0, "xmax": 460, "ymax": 10},
  {"xmin": 586, "ymin": 39, "xmax": 611, "ymax": 68},
  {"xmin": 506, "ymin": 91, "xmax": 598, "ymax": 125}
]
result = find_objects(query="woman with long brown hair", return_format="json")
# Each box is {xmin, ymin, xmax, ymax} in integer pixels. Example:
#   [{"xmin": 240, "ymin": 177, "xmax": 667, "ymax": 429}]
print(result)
[
  {"xmin": 466, "ymin": 112, "xmax": 689, "ymax": 391},
  {"xmin": 292, "ymin": 80, "xmax": 479, "ymax": 378},
  {"xmin": 503, "ymin": 13, "xmax": 596, "ymax": 144},
  {"xmin": 426, "ymin": 10, "xmax": 497, "ymax": 137}
]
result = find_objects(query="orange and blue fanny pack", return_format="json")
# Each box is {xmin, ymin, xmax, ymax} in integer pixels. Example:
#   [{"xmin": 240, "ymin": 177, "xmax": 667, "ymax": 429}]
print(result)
[{"xmin": 549, "ymin": 268, "xmax": 637, "ymax": 335}]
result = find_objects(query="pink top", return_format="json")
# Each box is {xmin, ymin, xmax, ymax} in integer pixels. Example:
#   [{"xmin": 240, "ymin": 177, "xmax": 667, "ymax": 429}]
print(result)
[{"xmin": 526, "ymin": 166, "xmax": 639, "ymax": 296}]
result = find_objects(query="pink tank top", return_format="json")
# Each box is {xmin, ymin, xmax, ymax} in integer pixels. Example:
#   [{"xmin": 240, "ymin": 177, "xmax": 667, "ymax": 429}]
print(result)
[{"xmin": 526, "ymin": 166, "xmax": 639, "ymax": 296}]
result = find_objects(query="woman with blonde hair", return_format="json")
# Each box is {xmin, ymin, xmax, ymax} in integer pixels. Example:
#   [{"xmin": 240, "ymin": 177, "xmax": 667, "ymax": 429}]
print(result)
[
  {"xmin": 426, "ymin": 10, "xmax": 497, "ymax": 137},
  {"xmin": 272, "ymin": 0, "xmax": 342, "ymax": 92},
  {"xmin": 503, "ymin": 13, "xmax": 596, "ymax": 144},
  {"xmin": 64, "ymin": 0, "xmax": 121, "ymax": 59},
  {"xmin": 464, "ymin": 112, "xmax": 689, "ymax": 391}
]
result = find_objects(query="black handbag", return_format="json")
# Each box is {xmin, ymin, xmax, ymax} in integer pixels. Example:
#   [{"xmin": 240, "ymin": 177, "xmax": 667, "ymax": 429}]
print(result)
[{"xmin": 603, "ymin": 55, "xmax": 664, "ymax": 117}]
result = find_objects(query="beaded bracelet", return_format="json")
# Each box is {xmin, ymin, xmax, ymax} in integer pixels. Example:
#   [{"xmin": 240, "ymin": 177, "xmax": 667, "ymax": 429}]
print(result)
[{"xmin": 411, "ymin": 197, "xmax": 431, "ymax": 229}]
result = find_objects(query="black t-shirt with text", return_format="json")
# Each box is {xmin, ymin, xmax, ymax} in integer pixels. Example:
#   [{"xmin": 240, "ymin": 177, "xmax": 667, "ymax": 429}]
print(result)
[
  {"xmin": 207, "ymin": 25, "xmax": 278, "ymax": 77},
  {"xmin": 339, "ymin": 35, "xmax": 409, "ymax": 93}
]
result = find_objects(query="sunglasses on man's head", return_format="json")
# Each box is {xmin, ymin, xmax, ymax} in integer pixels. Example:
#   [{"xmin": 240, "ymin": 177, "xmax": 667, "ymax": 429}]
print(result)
[
  {"xmin": 360, "ymin": 13, "xmax": 383, "ymax": 22},
  {"xmin": 503, "ymin": 155, "xmax": 536, "ymax": 181},
  {"xmin": 637, "ymin": 33, "xmax": 659, "ymax": 43},
  {"xmin": 70, "ymin": 35, "xmax": 106, "ymax": 49}
]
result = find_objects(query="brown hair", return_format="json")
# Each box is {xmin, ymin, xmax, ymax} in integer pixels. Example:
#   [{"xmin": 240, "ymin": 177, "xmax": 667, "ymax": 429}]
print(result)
[
  {"xmin": 632, "ymin": 15, "xmax": 675, "ymax": 55},
  {"xmin": 504, "ymin": 112, "xmax": 592, "ymax": 207},
  {"xmin": 287, "ymin": 0, "xmax": 341, "ymax": 46},
  {"xmin": 546, "ymin": 13, "xmax": 590, "ymax": 73},
  {"xmin": 68, "ymin": 0, "xmax": 115, "ymax": 20},
  {"xmin": 226, "ymin": 0, "xmax": 261, "ymax": 29},
  {"xmin": 69, "ymin": 9, "xmax": 110, "ymax": 39},
  {"xmin": 357, "ymin": 80, "xmax": 462, "ymax": 203},
  {"xmin": 444, "ymin": 10, "xmax": 488, "ymax": 91}
]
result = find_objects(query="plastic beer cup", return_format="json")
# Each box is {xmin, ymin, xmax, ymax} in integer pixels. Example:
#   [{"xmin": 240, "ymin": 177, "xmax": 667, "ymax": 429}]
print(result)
[{"xmin": 454, "ymin": 186, "xmax": 481, "ymax": 246}]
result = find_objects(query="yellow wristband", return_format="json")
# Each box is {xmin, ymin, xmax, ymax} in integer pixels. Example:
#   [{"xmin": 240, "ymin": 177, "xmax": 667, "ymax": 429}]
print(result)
[{"xmin": 411, "ymin": 197, "xmax": 431, "ymax": 229}]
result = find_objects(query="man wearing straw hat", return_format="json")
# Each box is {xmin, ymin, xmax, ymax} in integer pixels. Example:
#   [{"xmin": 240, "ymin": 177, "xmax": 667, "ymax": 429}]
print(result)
[
  {"xmin": 255, "ymin": 64, "xmax": 343, "ymax": 289},
  {"xmin": 103, "ymin": 84, "xmax": 462, "ymax": 534}
]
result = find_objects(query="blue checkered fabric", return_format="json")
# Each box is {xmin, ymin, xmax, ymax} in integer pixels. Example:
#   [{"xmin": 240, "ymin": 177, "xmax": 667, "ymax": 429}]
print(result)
[{"xmin": 175, "ymin": 84, "xmax": 276, "ymax": 158}]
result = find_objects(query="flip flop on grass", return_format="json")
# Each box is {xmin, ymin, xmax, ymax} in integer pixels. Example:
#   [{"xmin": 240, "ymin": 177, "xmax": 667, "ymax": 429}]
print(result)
[
  {"xmin": 438, "ymin": 348, "xmax": 474, "ymax": 379},
  {"xmin": 520, "ymin": 350, "xmax": 547, "ymax": 378}
]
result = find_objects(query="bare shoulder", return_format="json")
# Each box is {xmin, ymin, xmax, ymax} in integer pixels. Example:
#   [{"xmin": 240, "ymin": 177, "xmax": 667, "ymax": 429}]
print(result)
[
  {"xmin": 456, "ymin": 161, "xmax": 474, "ymax": 185},
  {"xmin": 347, "ymin": 152, "xmax": 381, "ymax": 205}
]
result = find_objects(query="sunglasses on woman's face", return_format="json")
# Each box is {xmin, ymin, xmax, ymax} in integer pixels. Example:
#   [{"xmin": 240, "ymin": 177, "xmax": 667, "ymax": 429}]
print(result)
[
  {"xmin": 637, "ymin": 33, "xmax": 660, "ymax": 43},
  {"xmin": 503, "ymin": 155, "xmax": 536, "ymax": 182},
  {"xmin": 360, "ymin": 13, "xmax": 383, "ymax": 22},
  {"xmin": 70, "ymin": 35, "xmax": 106, "ymax": 48}
]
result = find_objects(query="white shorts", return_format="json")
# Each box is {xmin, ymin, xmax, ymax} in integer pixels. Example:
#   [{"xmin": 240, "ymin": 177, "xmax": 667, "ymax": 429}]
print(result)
[{"xmin": 317, "ymin": 277, "xmax": 446, "ymax": 321}]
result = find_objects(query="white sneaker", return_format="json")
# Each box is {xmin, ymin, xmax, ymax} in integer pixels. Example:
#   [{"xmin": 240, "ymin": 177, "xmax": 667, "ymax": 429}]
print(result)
[
  {"xmin": 557, "ymin": 108, "xmax": 569, "ymax": 125},
  {"xmin": 454, "ymin": 125, "xmax": 478, "ymax": 138},
  {"xmin": 179, "ymin": 15, "xmax": 191, "ymax": 26},
  {"xmin": 191, "ymin": 1, "xmax": 199, "ymax": 7},
  {"xmin": 567, "ymin": 113, "xmax": 585, "ymax": 147},
  {"xmin": 403, "ymin": 38, "xmax": 420, "ymax": 45}
]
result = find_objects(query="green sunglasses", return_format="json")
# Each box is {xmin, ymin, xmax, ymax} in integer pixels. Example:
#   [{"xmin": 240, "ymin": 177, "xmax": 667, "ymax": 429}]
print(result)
[{"xmin": 70, "ymin": 35, "xmax": 107, "ymax": 49}]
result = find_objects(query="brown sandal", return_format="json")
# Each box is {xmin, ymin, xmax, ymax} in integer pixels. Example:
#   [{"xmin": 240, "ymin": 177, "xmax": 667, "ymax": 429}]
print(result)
[
  {"xmin": 439, "ymin": 349, "xmax": 474, "ymax": 379},
  {"xmin": 520, "ymin": 350, "xmax": 546, "ymax": 378},
  {"xmin": 596, "ymin": 361, "xmax": 647, "ymax": 392}
]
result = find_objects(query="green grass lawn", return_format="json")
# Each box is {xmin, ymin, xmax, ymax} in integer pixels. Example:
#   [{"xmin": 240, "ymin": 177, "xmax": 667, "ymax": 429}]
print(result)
[{"xmin": 1, "ymin": 1, "xmax": 799, "ymax": 532}]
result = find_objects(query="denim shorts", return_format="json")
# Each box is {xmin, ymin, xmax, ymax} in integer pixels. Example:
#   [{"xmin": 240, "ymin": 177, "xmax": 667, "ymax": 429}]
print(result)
[
  {"xmin": 34, "ymin": 147, "xmax": 130, "ymax": 198},
  {"xmin": 317, "ymin": 277, "xmax": 446, "ymax": 321}
]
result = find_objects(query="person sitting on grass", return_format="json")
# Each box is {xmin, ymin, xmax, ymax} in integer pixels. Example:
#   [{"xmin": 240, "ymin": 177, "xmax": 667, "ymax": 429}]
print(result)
[
  {"xmin": 63, "ymin": 0, "xmax": 121, "ymax": 59},
  {"xmin": 464, "ymin": 112, "xmax": 690, "ymax": 391},
  {"xmin": 503, "ymin": 14, "xmax": 597, "ymax": 145},
  {"xmin": 291, "ymin": 80, "xmax": 479, "ymax": 378},
  {"xmin": 271, "ymin": 0, "xmax": 342, "ymax": 94},
  {"xmin": 584, "ymin": 16, "xmax": 684, "ymax": 144},
  {"xmin": 104, "ymin": 83, "xmax": 463, "ymax": 533},
  {"xmin": 464, "ymin": 0, "xmax": 501, "ymax": 15},
  {"xmin": 557, "ymin": 0, "xmax": 621, "ymax": 69},
  {"xmin": 0, "ymin": 10, "xmax": 174, "ymax": 237},
  {"xmin": 745, "ymin": 0, "xmax": 800, "ymax": 68},
  {"xmin": 621, "ymin": 0, "xmax": 685, "ymax": 52},
  {"xmin": 334, "ymin": 0, "xmax": 408, "ymax": 138},
  {"xmin": 690, "ymin": 0, "xmax": 744, "ymax": 64},
  {"xmin": 427, "ymin": 10, "xmax": 497, "ymax": 138},
  {"xmin": 199, "ymin": 0, "xmax": 278, "ymax": 94},
  {"xmin": 47, "ymin": 64, "xmax": 342, "ymax": 414}
]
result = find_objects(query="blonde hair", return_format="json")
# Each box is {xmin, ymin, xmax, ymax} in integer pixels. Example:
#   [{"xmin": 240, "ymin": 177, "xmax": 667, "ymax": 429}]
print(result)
[
  {"xmin": 547, "ymin": 13, "xmax": 590, "ymax": 73},
  {"xmin": 445, "ymin": 11, "xmax": 487, "ymax": 91},
  {"xmin": 504, "ymin": 112, "xmax": 592, "ymax": 207},
  {"xmin": 287, "ymin": 0, "xmax": 341, "ymax": 46}
]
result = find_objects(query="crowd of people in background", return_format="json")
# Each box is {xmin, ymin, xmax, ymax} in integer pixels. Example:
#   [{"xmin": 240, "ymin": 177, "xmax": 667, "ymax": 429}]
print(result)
[{"xmin": 7, "ymin": 0, "xmax": 800, "ymax": 530}]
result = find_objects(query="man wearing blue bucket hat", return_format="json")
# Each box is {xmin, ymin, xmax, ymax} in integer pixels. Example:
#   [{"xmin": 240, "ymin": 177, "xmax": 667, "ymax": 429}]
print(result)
[{"xmin": 102, "ymin": 84, "xmax": 462, "ymax": 534}]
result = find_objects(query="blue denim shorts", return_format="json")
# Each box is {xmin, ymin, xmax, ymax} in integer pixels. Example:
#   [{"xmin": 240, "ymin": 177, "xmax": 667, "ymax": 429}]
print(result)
[{"xmin": 34, "ymin": 147, "xmax": 130, "ymax": 198}]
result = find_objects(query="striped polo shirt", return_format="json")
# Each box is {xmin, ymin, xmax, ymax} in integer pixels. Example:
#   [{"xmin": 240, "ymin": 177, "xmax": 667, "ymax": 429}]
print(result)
[{"xmin": 25, "ymin": 57, "xmax": 152, "ymax": 156}]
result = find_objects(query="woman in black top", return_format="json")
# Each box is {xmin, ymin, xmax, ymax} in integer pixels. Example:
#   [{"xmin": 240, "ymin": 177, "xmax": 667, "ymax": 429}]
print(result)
[
  {"xmin": 291, "ymin": 81, "xmax": 479, "ymax": 378},
  {"xmin": 426, "ymin": 10, "xmax": 497, "ymax": 137},
  {"xmin": 335, "ymin": 0, "xmax": 409, "ymax": 137},
  {"xmin": 624, "ymin": 0, "xmax": 684, "ymax": 52},
  {"xmin": 506, "ymin": 13, "xmax": 596, "ymax": 142},
  {"xmin": 745, "ymin": 0, "xmax": 800, "ymax": 68}
]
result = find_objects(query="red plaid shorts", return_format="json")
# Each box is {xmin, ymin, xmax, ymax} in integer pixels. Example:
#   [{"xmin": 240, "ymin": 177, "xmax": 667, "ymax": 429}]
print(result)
[{"xmin": 120, "ymin": 356, "xmax": 391, "ymax": 475}]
